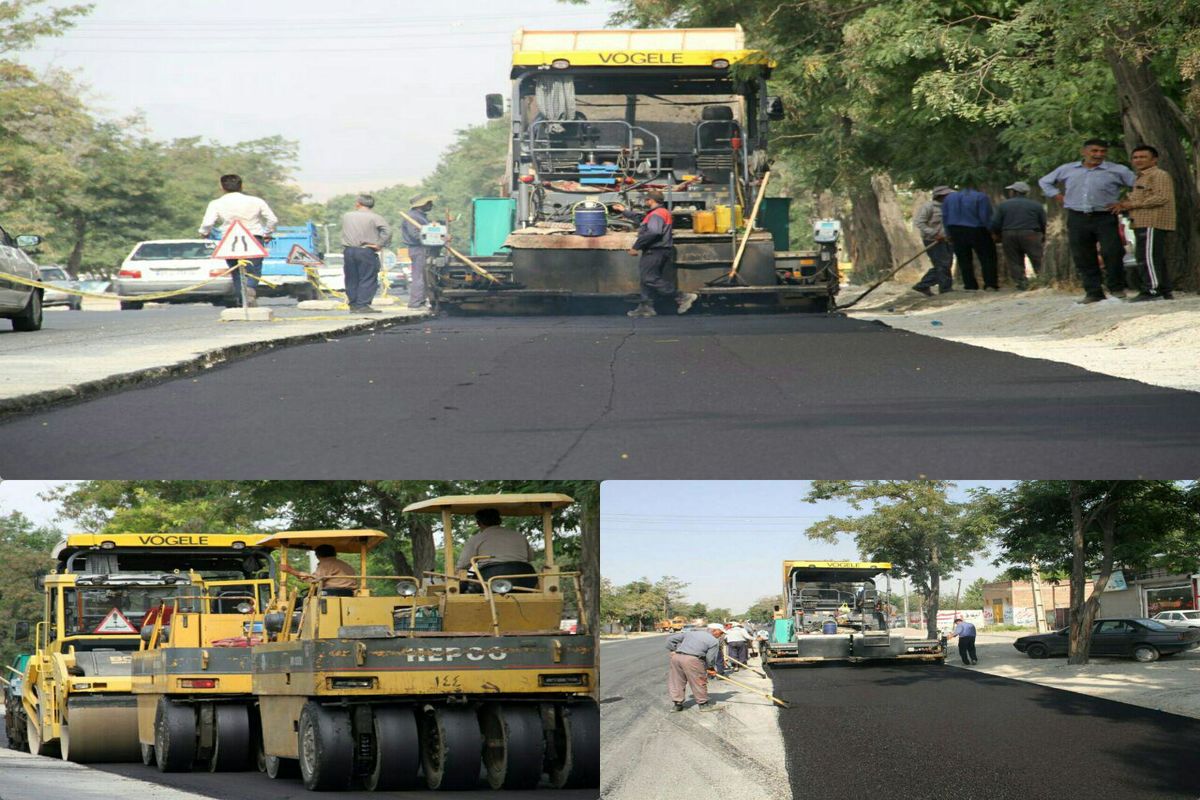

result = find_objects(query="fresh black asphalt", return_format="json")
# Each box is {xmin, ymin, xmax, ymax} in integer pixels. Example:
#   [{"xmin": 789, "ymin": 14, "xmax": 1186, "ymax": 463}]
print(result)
[
  {"xmin": 3, "ymin": 313, "xmax": 1199, "ymax": 477},
  {"xmin": 769, "ymin": 662, "xmax": 1200, "ymax": 800}
]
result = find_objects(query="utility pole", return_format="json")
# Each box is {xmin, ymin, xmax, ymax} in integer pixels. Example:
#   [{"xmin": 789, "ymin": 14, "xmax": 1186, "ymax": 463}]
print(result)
[
  {"xmin": 954, "ymin": 578, "xmax": 962, "ymax": 617},
  {"xmin": 1030, "ymin": 559, "xmax": 1048, "ymax": 632},
  {"xmin": 902, "ymin": 578, "xmax": 909, "ymax": 627}
]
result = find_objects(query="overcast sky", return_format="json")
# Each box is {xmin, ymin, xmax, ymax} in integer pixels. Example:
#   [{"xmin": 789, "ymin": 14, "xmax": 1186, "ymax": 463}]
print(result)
[
  {"xmin": 601, "ymin": 481, "xmax": 1015, "ymax": 612},
  {"xmin": 23, "ymin": 0, "xmax": 621, "ymax": 200}
]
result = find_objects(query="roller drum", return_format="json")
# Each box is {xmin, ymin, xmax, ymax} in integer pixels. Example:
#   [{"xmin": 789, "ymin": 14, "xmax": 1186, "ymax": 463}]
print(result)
[
  {"xmin": 547, "ymin": 701, "xmax": 600, "ymax": 789},
  {"xmin": 481, "ymin": 703, "xmax": 545, "ymax": 790},
  {"xmin": 419, "ymin": 705, "xmax": 483, "ymax": 791},
  {"xmin": 61, "ymin": 696, "xmax": 140, "ymax": 763}
]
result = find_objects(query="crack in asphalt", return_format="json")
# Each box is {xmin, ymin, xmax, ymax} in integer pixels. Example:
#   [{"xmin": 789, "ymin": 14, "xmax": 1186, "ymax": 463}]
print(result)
[{"xmin": 543, "ymin": 326, "xmax": 637, "ymax": 477}]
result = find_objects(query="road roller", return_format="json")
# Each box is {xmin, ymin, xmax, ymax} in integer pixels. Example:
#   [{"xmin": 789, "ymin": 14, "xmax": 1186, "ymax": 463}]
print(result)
[
  {"xmin": 252, "ymin": 495, "xmax": 598, "ymax": 791},
  {"xmin": 16, "ymin": 532, "xmax": 273, "ymax": 763},
  {"xmin": 132, "ymin": 573, "xmax": 276, "ymax": 772}
]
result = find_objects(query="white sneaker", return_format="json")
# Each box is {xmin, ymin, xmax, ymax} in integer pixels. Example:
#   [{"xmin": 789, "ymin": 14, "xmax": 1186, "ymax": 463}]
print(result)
[{"xmin": 676, "ymin": 292, "xmax": 699, "ymax": 314}]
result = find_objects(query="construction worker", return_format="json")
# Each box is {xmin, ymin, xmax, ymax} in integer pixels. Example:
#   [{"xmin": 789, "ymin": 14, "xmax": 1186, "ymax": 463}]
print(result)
[
  {"xmin": 611, "ymin": 191, "xmax": 699, "ymax": 318},
  {"xmin": 340, "ymin": 193, "xmax": 392, "ymax": 313},
  {"xmin": 198, "ymin": 173, "xmax": 278, "ymax": 308},
  {"xmin": 401, "ymin": 194, "xmax": 436, "ymax": 309},
  {"xmin": 947, "ymin": 616, "xmax": 978, "ymax": 665},
  {"xmin": 772, "ymin": 605, "xmax": 786, "ymax": 620},
  {"xmin": 456, "ymin": 508, "xmax": 536, "ymax": 593},
  {"xmin": 279, "ymin": 544, "xmax": 358, "ymax": 597},
  {"xmin": 665, "ymin": 622, "xmax": 725, "ymax": 712},
  {"xmin": 724, "ymin": 621, "xmax": 752, "ymax": 670}
]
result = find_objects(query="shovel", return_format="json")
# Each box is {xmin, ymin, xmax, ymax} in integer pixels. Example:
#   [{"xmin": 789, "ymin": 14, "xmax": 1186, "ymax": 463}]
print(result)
[
  {"xmin": 707, "ymin": 171, "xmax": 772, "ymax": 288},
  {"xmin": 710, "ymin": 670, "xmax": 791, "ymax": 708},
  {"xmin": 724, "ymin": 655, "xmax": 767, "ymax": 678},
  {"xmin": 835, "ymin": 240, "xmax": 939, "ymax": 310}
]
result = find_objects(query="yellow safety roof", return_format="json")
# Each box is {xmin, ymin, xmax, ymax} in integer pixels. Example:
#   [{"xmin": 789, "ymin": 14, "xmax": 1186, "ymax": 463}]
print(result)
[
  {"xmin": 57, "ymin": 533, "xmax": 260, "ymax": 551},
  {"xmin": 254, "ymin": 530, "xmax": 388, "ymax": 553},
  {"xmin": 511, "ymin": 26, "xmax": 773, "ymax": 71},
  {"xmin": 403, "ymin": 494, "xmax": 575, "ymax": 516},
  {"xmin": 784, "ymin": 561, "xmax": 893, "ymax": 583}
]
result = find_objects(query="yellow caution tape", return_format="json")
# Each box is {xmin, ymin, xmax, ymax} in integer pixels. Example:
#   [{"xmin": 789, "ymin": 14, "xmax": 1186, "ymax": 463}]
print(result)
[{"xmin": 0, "ymin": 261, "xmax": 282, "ymax": 301}]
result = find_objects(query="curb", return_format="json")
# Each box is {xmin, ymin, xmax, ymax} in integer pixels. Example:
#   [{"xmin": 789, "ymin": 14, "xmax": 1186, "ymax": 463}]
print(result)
[{"xmin": 0, "ymin": 311, "xmax": 432, "ymax": 419}]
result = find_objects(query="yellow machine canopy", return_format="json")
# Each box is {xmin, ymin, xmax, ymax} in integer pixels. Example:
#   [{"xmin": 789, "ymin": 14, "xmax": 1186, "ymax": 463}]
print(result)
[
  {"xmin": 403, "ymin": 494, "xmax": 575, "ymax": 517},
  {"xmin": 254, "ymin": 530, "xmax": 388, "ymax": 554},
  {"xmin": 784, "ymin": 561, "xmax": 894, "ymax": 584},
  {"xmin": 510, "ymin": 26, "xmax": 772, "ymax": 74}
]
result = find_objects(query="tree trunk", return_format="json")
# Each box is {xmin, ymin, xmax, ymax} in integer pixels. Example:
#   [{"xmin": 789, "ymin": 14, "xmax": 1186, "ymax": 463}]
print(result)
[
  {"xmin": 408, "ymin": 516, "xmax": 436, "ymax": 577},
  {"xmin": 580, "ymin": 492, "xmax": 600, "ymax": 638},
  {"xmin": 1106, "ymin": 48, "xmax": 1200, "ymax": 291},
  {"xmin": 1067, "ymin": 482, "xmax": 1091, "ymax": 664},
  {"xmin": 847, "ymin": 175, "xmax": 893, "ymax": 282},
  {"xmin": 873, "ymin": 175, "xmax": 925, "ymax": 282},
  {"xmin": 67, "ymin": 217, "xmax": 87, "ymax": 274}
]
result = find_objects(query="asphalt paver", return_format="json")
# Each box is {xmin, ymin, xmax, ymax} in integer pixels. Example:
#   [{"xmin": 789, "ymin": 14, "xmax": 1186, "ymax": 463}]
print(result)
[
  {"xmin": 4, "ymin": 314, "xmax": 1200, "ymax": 477},
  {"xmin": 769, "ymin": 662, "xmax": 1200, "ymax": 800}
]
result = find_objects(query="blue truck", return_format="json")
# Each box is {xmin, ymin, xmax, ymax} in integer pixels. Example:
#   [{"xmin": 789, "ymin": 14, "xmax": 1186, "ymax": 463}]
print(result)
[{"xmin": 209, "ymin": 221, "xmax": 323, "ymax": 301}]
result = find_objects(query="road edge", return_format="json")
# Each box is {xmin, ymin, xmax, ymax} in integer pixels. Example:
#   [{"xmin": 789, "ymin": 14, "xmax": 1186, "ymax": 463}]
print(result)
[{"xmin": 0, "ymin": 312, "xmax": 432, "ymax": 419}]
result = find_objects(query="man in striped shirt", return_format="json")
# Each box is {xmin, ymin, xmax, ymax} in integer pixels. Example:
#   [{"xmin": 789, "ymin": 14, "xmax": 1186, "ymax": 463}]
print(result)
[{"xmin": 1111, "ymin": 145, "xmax": 1176, "ymax": 301}]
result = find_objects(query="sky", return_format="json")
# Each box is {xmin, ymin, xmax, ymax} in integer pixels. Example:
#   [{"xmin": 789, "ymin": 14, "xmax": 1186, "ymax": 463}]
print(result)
[
  {"xmin": 22, "ymin": 0, "xmax": 622, "ymax": 200},
  {"xmin": 601, "ymin": 480, "xmax": 1015, "ymax": 612},
  {"xmin": 0, "ymin": 480, "xmax": 73, "ymax": 526}
]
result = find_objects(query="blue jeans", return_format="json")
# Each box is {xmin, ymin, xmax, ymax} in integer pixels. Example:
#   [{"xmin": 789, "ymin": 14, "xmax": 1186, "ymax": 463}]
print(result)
[
  {"xmin": 226, "ymin": 257, "xmax": 263, "ymax": 306},
  {"xmin": 343, "ymin": 246, "xmax": 380, "ymax": 307}
]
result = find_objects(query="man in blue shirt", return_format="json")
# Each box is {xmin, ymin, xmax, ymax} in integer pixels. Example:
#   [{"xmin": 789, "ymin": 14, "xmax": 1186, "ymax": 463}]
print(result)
[
  {"xmin": 942, "ymin": 185, "xmax": 998, "ymax": 290},
  {"xmin": 665, "ymin": 623, "xmax": 724, "ymax": 711},
  {"xmin": 1038, "ymin": 139, "xmax": 1136, "ymax": 303},
  {"xmin": 947, "ymin": 616, "xmax": 978, "ymax": 665}
]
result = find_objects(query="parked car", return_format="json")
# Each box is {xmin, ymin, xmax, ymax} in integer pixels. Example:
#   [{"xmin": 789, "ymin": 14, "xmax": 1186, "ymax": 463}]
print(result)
[
  {"xmin": 0, "ymin": 223, "xmax": 44, "ymax": 331},
  {"xmin": 1013, "ymin": 618, "xmax": 1200, "ymax": 662},
  {"xmin": 317, "ymin": 251, "xmax": 345, "ymax": 292},
  {"xmin": 115, "ymin": 239, "xmax": 233, "ymax": 310},
  {"xmin": 1152, "ymin": 610, "xmax": 1200, "ymax": 629},
  {"xmin": 37, "ymin": 265, "xmax": 83, "ymax": 310}
]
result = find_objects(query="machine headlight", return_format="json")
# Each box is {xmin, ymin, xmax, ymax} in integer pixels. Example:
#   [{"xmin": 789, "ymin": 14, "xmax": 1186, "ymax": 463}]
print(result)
[
  {"xmin": 236, "ymin": 602, "xmax": 253, "ymax": 614},
  {"xmin": 72, "ymin": 682, "xmax": 90, "ymax": 690},
  {"xmin": 100, "ymin": 541, "xmax": 115, "ymax": 549},
  {"xmin": 396, "ymin": 580, "xmax": 418, "ymax": 597},
  {"xmin": 712, "ymin": 59, "xmax": 730, "ymax": 69},
  {"xmin": 551, "ymin": 59, "xmax": 570, "ymax": 69},
  {"xmin": 492, "ymin": 579, "xmax": 514, "ymax": 595}
]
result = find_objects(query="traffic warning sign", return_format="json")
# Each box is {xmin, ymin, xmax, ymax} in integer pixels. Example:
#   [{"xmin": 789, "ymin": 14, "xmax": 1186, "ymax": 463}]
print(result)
[
  {"xmin": 211, "ymin": 219, "xmax": 269, "ymax": 260},
  {"xmin": 93, "ymin": 607, "xmax": 139, "ymax": 634},
  {"xmin": 286, "ymin": 244, "xmax": 323, "ymax": 266}
]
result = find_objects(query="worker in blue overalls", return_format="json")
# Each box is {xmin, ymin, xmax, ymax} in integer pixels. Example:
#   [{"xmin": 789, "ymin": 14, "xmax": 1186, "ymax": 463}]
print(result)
[{"xmin": 611, "ymin": 190, "xmax": 699, "ymax": 318}]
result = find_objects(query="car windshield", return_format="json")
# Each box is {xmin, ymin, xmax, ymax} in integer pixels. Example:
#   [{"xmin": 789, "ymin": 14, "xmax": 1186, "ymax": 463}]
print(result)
[
  {"xmin": 131, "ymin": 242, "xmax": 214, "ymax": 260},
  {"xmin": 63, "ymin": 585, "xmax": 187, "ymax": 635},
  {"xmin": 40, "ymin": 267, "xmax": 68, "ymax": 280},
  {"xmin": 1138, "ymin": 619, "xmax": 1170, "ymax": 631}
]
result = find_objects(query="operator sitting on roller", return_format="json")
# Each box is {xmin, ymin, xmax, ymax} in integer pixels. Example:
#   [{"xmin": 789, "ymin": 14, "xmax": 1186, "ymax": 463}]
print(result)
[
  {"xmin": 611, "ymin": 190, "xmax": 699, "ymax": 318},
  {"xmin": 666, "ymin": 622, "xmax": 725, "ymax": 712},
  {"xmin": 279, "ymin": 544, "xmax": 358, "ymax": 597},
  {"xmin": 456, "ymin": 508, "xmax": 537, "ymax": 594}
]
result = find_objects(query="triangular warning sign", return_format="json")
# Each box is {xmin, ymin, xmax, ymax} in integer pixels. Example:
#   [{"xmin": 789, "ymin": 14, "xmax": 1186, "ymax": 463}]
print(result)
[
  {"xmin": 93, "ymin": 607, "xmax": 138, "ymax": 634},
  {"xmin": 286, "ymin": 244, "xmax": 323, "ymax": 266},
  {"xmin": 211, "ymin": 219, "xmax": 269, "ymax": 260}
]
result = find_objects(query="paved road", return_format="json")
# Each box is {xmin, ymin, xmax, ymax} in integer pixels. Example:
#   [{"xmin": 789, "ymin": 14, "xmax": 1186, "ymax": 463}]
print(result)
[
  {"xmin": 768, "ymin": 660, "xmax": 1200, "ymax": 800},
  {"xmin": 0, "ymin": 716, "xmax": 596, "ymax": 799},
  {"xmin": 3, "ymin": 313, "xmax": 1200, "ymax": 477}
]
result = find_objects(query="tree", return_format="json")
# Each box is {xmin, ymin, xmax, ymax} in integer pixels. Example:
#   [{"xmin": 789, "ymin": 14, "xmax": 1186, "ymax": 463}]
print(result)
[
  {"xmin": 981, "ymin": 480, "xmax": 1200, "ymax": 664},
  {"xmin": 0, "ymin": 511, "xmax": 60, "ymax": 665},
  {"xmin": 743, "ymin": 594, "xmax": 783, "ymax": 623},
  {"xmin": 960, "ymin": 577, "xmax": 988, "ymax": 611},
  {"xmin": 653, "ymin": 575, "xmax": 690, "ymax": 618},
  {"xmin": 804, "ymin": 481, "xmax": 989, "ymax": 638}
]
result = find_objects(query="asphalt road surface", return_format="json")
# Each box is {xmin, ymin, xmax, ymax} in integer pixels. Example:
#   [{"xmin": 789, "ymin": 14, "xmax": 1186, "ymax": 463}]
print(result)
[
  {"xmin": 0, "ymin": 719, "xmax": 596, "ymax": 800},
  {"xmin": 4, "ymin": 313, "xmax": 1200, "ymax": 477},
  {"xmin": 768, "ymin": 660, "xmax": 1200, "ymax": 800}
]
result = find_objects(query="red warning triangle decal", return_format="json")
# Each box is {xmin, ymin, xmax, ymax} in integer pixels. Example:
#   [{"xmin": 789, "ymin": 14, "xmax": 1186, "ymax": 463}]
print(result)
[
  {"xmin": 211, "ymin": 219, "xmax": 269, "ymax": 260},
  {"xmin": 93, "ymin": 607, "xmax": 139, "ymax": 634}
]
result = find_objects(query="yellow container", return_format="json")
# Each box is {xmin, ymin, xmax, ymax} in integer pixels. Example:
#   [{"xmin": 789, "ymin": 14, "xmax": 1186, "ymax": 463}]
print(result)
[
  {"xmin": 714, "ymin": 204, "xmax": 744, "ymax": 232},
  {"xmin": 692, "ymin": 210, "xmax": 717, "ymax": 234}
]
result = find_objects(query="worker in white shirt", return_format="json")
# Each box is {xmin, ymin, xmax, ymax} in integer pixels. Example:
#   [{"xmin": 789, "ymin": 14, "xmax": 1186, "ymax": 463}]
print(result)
[
  {"xmin": 723, "ymin": 621, "xmax": 752, "ymax": 671},
  {"xmin": 198, "ymin": 174, "xmax": 279, "ymax": 307}
]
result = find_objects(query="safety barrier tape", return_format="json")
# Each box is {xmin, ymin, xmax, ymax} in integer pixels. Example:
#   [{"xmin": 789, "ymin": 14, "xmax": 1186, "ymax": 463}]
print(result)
[{"xmin": 0, "ymin": 260, "xmax": 288, "ymax": 301}]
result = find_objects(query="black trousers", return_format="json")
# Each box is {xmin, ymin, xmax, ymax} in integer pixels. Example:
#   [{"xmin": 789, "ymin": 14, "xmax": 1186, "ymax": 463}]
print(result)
[
  {"xmin": 958, "ymin": 636, "xmax": 977, "ymax": 664},
  {"xmin": 1134, "ymin": 227, "xmax": 1172, "ymax": 296},
  {"xmin": 638, "ymin": 248, "xmax": 677, "ymax": 303},
  {"xmin": 225, "ymin": 257, "xmax": 263, "ymax": 306},
  {"xmin": 727, "ymin": 641, "xmax": 749, "ymax": 667},
  {"xmin": 914, "ymin": 238, "xmax": 954, "ymax": 291},
  {"xmin": 946, "ymin": 225, "xmax": 997, "ymax": 289},
  {"xmin": 343, "ymin": 246, "xmax": 380, "ymax": 307},
  {"xmin": 1067, "ymin": 210, "xmax": 1126, "ymax": 296}
]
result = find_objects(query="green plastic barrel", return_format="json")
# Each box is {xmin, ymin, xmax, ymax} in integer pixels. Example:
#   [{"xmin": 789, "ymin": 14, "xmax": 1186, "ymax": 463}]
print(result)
[
  {"xmin": 757, "ymin": 197, "xmax": 791, "ymax": 252},
  {"xmin": 772, "ymin": 617, "xmax": 794, "ymax": 644},
  {"xmin": 471, "ymin": 197, "xmax": 516, "ymax": 257}
]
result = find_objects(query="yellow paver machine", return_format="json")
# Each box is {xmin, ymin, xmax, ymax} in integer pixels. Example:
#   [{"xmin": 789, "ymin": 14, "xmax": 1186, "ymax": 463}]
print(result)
[
  {"xmin": 18, "ymin": 533, "xmax": 274, "ymax": 762},
  {"xmin": 763, "ymin": 561, "xmax": 946, "ymax": 665},
  {"xmin": 252, "ymin": 493, "xmax": 599, "ymax": 791}
]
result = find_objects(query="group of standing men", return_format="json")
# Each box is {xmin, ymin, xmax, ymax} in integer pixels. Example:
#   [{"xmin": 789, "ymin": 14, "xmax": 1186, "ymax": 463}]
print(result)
[
  {"xmin": 912, "ymin": 138, "xmax": 1177, "ymax": 303},
  {"xmin": 198, "ymin": 173, "xmax": 434, "ymax": 311}
]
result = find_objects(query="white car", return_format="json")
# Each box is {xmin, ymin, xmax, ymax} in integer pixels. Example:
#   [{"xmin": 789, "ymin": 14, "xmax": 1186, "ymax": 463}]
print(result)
[
  {"xmin": 37, "ymin": 265, "xmax": 83, "ymax": 310},
  {"xmin": 1151, "ymin": 610, "xmax": 1200, "ymax": 629},
  {"xmin": 115, "ymin": 239, "xmax": 234, "ymax": 310},
  {"xmin": 317, "ymin": 252, "xmax": 346, "ymax": 292}
]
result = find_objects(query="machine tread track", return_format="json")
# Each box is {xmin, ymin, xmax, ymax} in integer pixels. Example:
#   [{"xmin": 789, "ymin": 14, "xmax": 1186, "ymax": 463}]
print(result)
[
  {"xmin": 209, "ymin": 704, "xmax": 251, "ymax": 772},
  {"xmin": 155, "ymin": 699, "xmax": 197, "ymax": 772},
  {"xmin": 365, "ymin": 706, "xmax": 420, "ymax": 791},
  {"xmin": 298, "ymin": 701, "xmax": 354, "ymax": 791},
  {"xmin": 547, "ymin": 701, "xmax": 600, "ymax": 789},
  {"xmin": 420, "ymin": 705, "xmax": 484, "ymax": 791}
]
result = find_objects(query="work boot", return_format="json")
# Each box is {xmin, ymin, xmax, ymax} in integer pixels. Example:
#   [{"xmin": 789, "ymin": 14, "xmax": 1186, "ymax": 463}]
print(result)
[
  {"xmin": 1077, "ymin": 294, "xmax": 1105, "ymax": 305},
  {"xmin": 1126, "ymin": 292, "xmax": 1158, "ymax": 303},
  {"xmin": 673, "ymin": 701, "xmax": 684, "ymax": 712},
  {"xmin": 627, "ymin": 303, "xmax": 656, "ymax": 318},
  {"xmin": 697, "ymin": 703, "xmax": 716, "ymax": 712},
  {"xmin": 911, "ymin": 285, "xmax": 933, "ymax": 297},
  {"xmin": 1109, "ymin": 288, "xmax": 1127, "ymax": 299},
  {"xmin": 359, "ymin": 305, "xmax": 381, "ymax": 314},
  {"xmin": 676, "ymin": 291, "xmax": 699, "ymax": 314}
]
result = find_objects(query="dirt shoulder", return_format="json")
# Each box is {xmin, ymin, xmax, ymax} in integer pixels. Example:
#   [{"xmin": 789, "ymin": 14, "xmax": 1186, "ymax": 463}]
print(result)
[{"xmin": 844, "ymin": 282, "xmax": 1200, "ymax": 392}]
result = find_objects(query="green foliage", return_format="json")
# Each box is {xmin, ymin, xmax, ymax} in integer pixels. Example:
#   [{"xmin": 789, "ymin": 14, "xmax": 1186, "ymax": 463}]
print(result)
[
  {"xmin": 960, "ymin": 577, "xmax": 989, "ymax": 610},
  {"xmin": 0, "ymin": 511, "xmax": 59, "ymax": 666},
  {"xmin": 741, "ymin": 594, "xmax": 783, "ymax": 623}
]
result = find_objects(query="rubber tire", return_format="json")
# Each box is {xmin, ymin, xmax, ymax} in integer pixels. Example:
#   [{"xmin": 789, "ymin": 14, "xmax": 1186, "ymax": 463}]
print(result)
[
  {"xmin": 154, "ymin": 699, "xmax": 196, "ymax": 772},
  {"xmin": 119, "ymin": 300, "xmax": 144, "ymax": 310},
  {"xmin": 364, "ymin": 706, "xmax": 420, "ymax": 791},
  {"xmin": 420, "ymin": 705, "xmax": 483, "ymax": 791},
  {"xmin": 209, "ymin": 704, "xmax": 251, "ymax": 772},
  {"xmin": 140, "ymin": 742, "xmax": 156, "ymax": 766},
  {"xmin": 265, "ymin": 754, "xmax": 299, "ymax": 780},
  {"xmin": 12, "ymin": 290, "xmax": 42, "ymax": 331},
  {"xmin": 1025, "ymin": 643, "xmax": 1049, "ymax": 659},
  {"xmin": 547, "ymin": 702, "xmax": 599, "ymax": 789},
  {"xmin": 298, "ymin": 702, "xmax": 353, "ymax": 791},
  {"xmin": 1133, "ymin": 644, "xmax": 1160, "ymax": 663},
  {"xmin": 481, "ymin": 704, "xmax": 545, "ymax": 790},
  {"xmin": 69, "ymin": 296, "xmax": 82, "ymax": 311}
]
